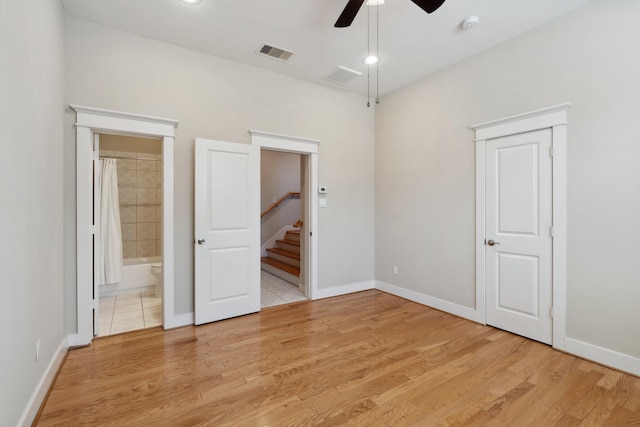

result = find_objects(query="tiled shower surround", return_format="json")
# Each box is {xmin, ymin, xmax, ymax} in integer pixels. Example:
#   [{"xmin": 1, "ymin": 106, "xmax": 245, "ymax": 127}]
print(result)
[{"xmin": 100, "ymin": 150, "xmax": 162, "ymax": 259}]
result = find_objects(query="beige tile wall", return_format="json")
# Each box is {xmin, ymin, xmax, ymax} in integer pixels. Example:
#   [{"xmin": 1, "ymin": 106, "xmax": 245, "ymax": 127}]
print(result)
[{"xmin": 101, "ymin": 150, "xmax": 162, "ymax": 259}]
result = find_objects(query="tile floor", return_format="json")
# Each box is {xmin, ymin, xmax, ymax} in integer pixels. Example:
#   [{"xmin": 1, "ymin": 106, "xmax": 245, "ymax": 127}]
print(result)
[
  {"xmin": 97, "ymin": 272, "xmax": 305, "ymax": 336},
  {"xmin": 97, "ymin": 290, "xmax": 162, "ymax": 337},
  {"xmin": 261, "ymin": 270, "xmax": 307, "ymax": 307}
]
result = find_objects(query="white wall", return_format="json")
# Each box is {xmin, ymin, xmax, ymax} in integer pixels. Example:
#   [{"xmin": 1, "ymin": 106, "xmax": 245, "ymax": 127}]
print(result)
[
  {"xmin": 64, "ymin": 18, "xmax": 376, "ymax": 326},
  {"xmin": 0, "ymin": 0, "xmax": 66, "ymax": 425},
  {"xmin": 376, "ymin": 1, "xmax": 640, "ymax": 359},
  {"xmin": 261, "ymin": 150, "xmax": 301, "ymax": 245},
  {"xmin": 261, "ymin": 150, "xmax": 300, "ymax": 211}
]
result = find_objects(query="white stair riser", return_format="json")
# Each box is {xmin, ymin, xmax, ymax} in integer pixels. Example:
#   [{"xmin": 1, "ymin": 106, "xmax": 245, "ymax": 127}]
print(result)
[
  {"xmin": 277, "ymin": 241, "xmax": 300, "ymax": 254},
  {"xmin": 261, "ymin": 263, "xmax": 299, "ymax": 286},
  {"xmin": 285, "ymin": 232, "xmax": 300, "ymax": 243},
  {"xmin": 266, "ymin": 251, "xmax": 300, "ymax": 268}
]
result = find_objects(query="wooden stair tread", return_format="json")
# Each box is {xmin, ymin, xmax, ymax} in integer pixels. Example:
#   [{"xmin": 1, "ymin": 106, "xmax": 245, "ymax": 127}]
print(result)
[
  {"xmin": 266, "ymin": 247, "xmax": 300, "ymax": 260},
  {"xmin": 277, "ymin": 239, "xmax": 300, "ymax": 246},
  {"xmin": 261, "ymin": 257, "xmax": 300, "ymax": 276},
  {"xmin": 288, "ymin": 230, "xmax": 300, "ymax": 235}
]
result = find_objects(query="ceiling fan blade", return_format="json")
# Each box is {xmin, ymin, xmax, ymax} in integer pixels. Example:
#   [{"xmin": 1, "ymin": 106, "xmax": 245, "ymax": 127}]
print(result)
[
  {"xmin": 335, "ymin": 0, "xmax": 366, "ymax": 28},
  {"xmin": 410, "ymin": 0, "xmax": 446, "ymax": 14}
]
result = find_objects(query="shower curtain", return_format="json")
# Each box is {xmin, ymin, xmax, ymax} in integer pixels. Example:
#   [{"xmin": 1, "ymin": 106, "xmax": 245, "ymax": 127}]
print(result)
[{"xmin": 100, "ymin": 159, "xmax": 124, "ymax": 284}]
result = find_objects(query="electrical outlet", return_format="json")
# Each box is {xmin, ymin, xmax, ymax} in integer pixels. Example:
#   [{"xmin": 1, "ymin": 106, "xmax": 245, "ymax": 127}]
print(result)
[
  {"xmin": 36, "ymin": 339, "xmax": 41, "ymax": 362},
  {"xmin": 392, "ymin": 265, "xmax": 398, "ymax": 276}
]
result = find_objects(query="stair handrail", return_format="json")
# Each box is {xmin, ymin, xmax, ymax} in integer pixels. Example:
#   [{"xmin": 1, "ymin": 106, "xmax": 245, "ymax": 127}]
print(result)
[{"xmin": 261, "ymin": 192, "xmax": 300, "ymax": 218}]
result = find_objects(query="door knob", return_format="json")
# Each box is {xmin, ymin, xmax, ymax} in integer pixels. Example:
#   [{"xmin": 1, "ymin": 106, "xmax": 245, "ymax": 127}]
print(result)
[
  {"xmin": 197, "ymin": 238, "xmax": 205, "ymax": 245},
  {"xmin": 487, "ymin": 239, "xmax": 500, "ymax": 246}
]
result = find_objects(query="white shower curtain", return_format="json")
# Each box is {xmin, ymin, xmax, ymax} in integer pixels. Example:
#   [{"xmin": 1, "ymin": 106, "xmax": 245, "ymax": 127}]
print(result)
[{"xmin": 100, "ymin": 159, "xmax": 124, "ymax": 284}]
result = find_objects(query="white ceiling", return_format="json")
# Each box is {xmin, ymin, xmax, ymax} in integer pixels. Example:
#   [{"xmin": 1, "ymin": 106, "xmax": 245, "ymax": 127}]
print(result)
[{"xmin": 60, "ymin": 0, "xmax": 594, "ymax": 97}]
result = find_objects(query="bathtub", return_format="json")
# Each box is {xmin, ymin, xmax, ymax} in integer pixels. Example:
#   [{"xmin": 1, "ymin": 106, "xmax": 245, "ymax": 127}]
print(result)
[{"xmin": 100, "ymin": 256, "xmax": 160, "ymax": 297}]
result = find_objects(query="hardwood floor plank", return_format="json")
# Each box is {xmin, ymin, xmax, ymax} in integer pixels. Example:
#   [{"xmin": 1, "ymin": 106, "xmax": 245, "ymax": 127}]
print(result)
[
  {"xmin": 626, "ymin": 410, "xmax": 640, "ymax": 427},
  {"xmin": 36, "ymin": 290, "xmax": 640, "ymax": 426},
  {"xmin": 553, "ymin": 413, "xmax": 583, "ymax": 427}
]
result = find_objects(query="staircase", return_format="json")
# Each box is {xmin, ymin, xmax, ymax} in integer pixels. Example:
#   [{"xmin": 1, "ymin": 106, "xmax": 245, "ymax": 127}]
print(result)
[{"xmin": 261, "ymin": 229, "xmax": 300, "ymax": 285}]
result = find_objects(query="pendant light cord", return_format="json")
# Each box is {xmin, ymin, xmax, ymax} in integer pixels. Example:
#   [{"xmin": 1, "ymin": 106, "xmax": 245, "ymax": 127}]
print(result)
[
  {"xmin": 367, "ymin": 4, "xmax": 371, "ymax": 107},
  {"xmin": 376, "ymin": 4, "xmax": 379, "ymax": 105}
]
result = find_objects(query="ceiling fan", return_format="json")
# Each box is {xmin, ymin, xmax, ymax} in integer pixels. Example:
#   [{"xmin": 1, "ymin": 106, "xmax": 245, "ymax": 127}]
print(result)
[{"xmin": 334, "ymin": 0, "xmax": 447, "ymax": 27}]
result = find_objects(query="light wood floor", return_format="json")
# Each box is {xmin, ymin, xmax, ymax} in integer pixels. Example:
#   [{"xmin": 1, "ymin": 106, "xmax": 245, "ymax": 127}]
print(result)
[{"xmin": 37, "ymin": 290, "xmax": 640, "ymax": 426}]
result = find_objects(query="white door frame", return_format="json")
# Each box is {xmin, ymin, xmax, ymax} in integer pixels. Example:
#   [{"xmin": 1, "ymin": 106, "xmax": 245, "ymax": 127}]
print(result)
[
  {"xmin": 472, "ymin": 103, "xmax": 570, "ymax": 350},
  {"xmin": 69, "ymin": 105, "xmax": 178, "ymax": 347},
  {"xmin": 250, "ymin": 130, "xmax": 320, "ymax": 300}
]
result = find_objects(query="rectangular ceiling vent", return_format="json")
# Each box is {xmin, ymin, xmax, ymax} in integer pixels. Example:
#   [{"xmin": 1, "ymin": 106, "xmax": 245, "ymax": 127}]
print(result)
[
  {"xmin": 324, "ymin": 66, "xmax": 363, "ymax": 85},
  {"xmin": 257, "ymin": 43, "xmax": 294, "ymax": 62}
]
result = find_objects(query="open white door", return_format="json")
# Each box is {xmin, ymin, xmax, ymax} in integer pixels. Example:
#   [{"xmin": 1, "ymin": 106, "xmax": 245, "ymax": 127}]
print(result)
[
  {"xmin": 485, "ymin": 128, "xmax": 553, "ymax": 344},
  {"xmin": 194, "ymin": 139, "xmax": 260, "ymax": 325}
]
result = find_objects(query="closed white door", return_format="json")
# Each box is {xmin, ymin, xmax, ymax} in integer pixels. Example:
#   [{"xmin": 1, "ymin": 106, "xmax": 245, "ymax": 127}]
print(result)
[
  {"xmin": 485, "ymin": 128, "xmax": 553, "ymax": 344},
  {"xmin": 194, "ymin": 139, "xmax": 260, "ymax": 325}
]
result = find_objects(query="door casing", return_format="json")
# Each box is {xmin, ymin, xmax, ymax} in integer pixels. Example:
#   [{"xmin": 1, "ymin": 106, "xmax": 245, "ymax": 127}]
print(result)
[
  {"xmin": 250, "ymin": 130, "xmax": 319, "ymax": 300},
  {"xmin": 472, "ymin": 103, "xmax": 570, "ymax": 350},
  {"xmin": 69, "ymin": 105, "xmax": 178, "ymax": 347}
]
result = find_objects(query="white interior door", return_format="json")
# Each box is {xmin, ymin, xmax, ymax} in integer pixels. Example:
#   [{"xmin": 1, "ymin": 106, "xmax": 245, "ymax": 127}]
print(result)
[
  {"xmin": 194, "ymin": 138, "xmax": 260, "ymax": 325},
  {"xmin": 485, "ymin": 128, "xmax": 553, "ymax": 344}
]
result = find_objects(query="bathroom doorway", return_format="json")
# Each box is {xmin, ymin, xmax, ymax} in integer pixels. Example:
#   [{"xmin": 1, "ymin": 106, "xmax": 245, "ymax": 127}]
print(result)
[
  {"xmin": 95, "ymin": 134, "xmax": 163, "ymax": 336},
  {"xmin": 70, "ymin": 105, "xmax": 177, "ymax": 348}
]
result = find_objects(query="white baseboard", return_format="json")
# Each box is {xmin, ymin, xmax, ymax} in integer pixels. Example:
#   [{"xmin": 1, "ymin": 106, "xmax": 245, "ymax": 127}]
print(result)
[
  {"xmin": 66, "ymin": 333, "xmax": 83, "ymax": 348},
  {"xmin": 164, "ymin": 311, "xmax": 194, "ymax": 329},
  {"xmin": 565, "ymin": 337, "xmax": 640, "ymax": 377},
  {"xmin": 312, "ymin": 280, "xmax": 375, "ymax": 300},
  {"xmin": 374, "ymin": 281, "xmax": 640, "ymax": 376},
  {"xmin": 375, "ymin": 281, "xmax": 483, "ymax": 324},
  {"xmin": 99, "ymin": 284, "xmax": 154, "ymax": 298},
  {"xmin": 19, "ymin": 338, "xmax": 68, "ymax": 427}
]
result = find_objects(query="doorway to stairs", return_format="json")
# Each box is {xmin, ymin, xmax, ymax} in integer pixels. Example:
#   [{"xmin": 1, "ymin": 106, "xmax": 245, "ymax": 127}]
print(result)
[
  {"xmin": 251, "ymin": 129, "xmax": 320, "ymax": 305},
  {"xmin": 260, "ymin": 150, "xmax": 308, "ymax": 307}
]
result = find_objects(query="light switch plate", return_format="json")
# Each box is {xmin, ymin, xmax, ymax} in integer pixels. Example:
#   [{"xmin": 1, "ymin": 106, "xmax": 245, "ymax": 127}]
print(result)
[{"xmin": 319, "ymin": 198, "xmax": 327, "ymax": 208}]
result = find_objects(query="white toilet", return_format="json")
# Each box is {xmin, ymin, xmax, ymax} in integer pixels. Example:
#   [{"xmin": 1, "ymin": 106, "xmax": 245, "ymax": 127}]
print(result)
[{"xmin": 150, "ymin": 263, "xmax": 163, "ymax": 298}]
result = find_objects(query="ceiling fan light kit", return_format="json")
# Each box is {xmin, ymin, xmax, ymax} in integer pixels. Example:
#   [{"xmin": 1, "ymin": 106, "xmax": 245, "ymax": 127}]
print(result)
[
  {"xmin": 334, "ymin": 0, "xmax": 446, "ymax": 28},
  {"xmin": 334, "ymin": 0, "xmax": 447, "ymax": 106},
  {"xmin": 363, "ymin": 55, "xmax": 380, "ymax": 65}
]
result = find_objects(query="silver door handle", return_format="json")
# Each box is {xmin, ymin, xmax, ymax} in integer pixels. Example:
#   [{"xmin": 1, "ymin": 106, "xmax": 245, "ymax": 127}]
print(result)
[
  {"xmin": 487, "ymin": 239, "xmax": 500, "ymax": 246},
  {"xmin": 197, "ymin": 238, "xmax": 205, "ymax": 245}
]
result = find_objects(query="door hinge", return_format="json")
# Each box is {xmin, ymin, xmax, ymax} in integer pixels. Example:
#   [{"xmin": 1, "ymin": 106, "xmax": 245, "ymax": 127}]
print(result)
[
  {"xmin": 550, "ymin": 226, "xmax": 555, "ymax": 238},
  {"xmin": 93, "ymin": 299, "xmax": 98, "ymax": 310},
  {"xmin": 91, "ymin": 225, "xmax": 96, "ymax": 235},
  {"xmin": 550, "ymin": 306, "xmax": 554, "ymax": 318},
  {"xmin": 550, "ymin": 146, "xmax": 554, "ymax": 157}
]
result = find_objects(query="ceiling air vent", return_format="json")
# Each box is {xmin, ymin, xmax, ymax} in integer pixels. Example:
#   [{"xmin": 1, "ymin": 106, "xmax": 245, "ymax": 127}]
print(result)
[
  {"xmin": 324, "ymin": 66, "xmax": 362, "ymax": 85},
  {"xmin": 257, "ymin": 43, "xmax": 294, "ymax": 62}
]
